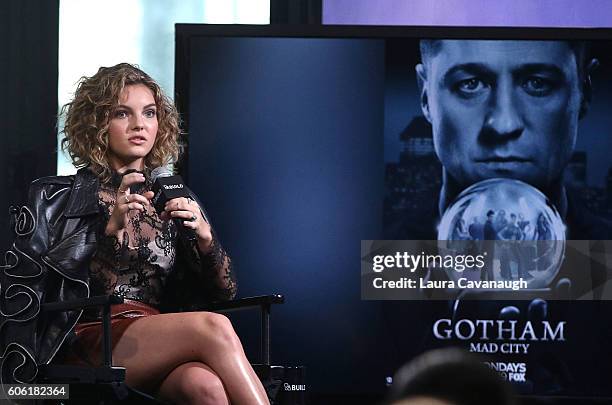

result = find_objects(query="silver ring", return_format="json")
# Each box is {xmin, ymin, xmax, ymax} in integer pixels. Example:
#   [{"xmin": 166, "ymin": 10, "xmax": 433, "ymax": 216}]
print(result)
[
  {"xmin": 124, "ymin": 195, "xmax": 130, "ymax": 204},
  {"xmin": 190, "ymin": 214, "xmax": 197, "ymax": 222}
]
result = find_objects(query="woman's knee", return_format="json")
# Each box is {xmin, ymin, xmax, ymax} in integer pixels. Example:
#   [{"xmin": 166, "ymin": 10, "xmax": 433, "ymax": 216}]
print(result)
[
  {"xmin": 184, "ymin": 372, "xmax": 228, "ymax": 405},
  {"xmin": 196, "ymin": 312, "xmax": 241, "ymax": 348},
  {"xmin": 170, "ymin": 365, "xmax": 229, "ymax": 405}
]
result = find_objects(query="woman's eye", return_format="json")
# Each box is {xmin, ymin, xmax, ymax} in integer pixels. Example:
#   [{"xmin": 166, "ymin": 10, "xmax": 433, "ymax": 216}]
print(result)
[
  {"xmin": 114, "ymin": 110, "xmax": 128, "ymax": 118},
  {"xmin": 454, "ymin": 78, "xmax": 487, "ymax": 96},
  {"xmin": 522, "ymin": 77, "xmax": 555, "ymax": 96},
  {"xmin": 144, "ymin": 109, "xmax": 157, "ymax": 118}
]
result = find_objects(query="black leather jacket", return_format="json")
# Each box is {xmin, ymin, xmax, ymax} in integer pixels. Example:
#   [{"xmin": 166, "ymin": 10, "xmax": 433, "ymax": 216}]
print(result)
[{"xmin": 0, "ymin": 168, "xmax": 234, "ymax": 384}]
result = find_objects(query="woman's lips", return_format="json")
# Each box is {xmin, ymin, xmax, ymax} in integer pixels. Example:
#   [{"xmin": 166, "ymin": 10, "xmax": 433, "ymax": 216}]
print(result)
[{"xmin": 128, "ymin": 136, "xmax": 147, "ymax": 145}]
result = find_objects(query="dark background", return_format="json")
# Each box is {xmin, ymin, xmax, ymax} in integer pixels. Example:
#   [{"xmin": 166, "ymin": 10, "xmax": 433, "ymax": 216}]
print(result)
[
  {"xmin": 0, "ymin": 0, "xmax": 58, "ymax": 251},
  {"xmin": 186, "ymin": 36, "xmax": 391, "ymax": 393}
]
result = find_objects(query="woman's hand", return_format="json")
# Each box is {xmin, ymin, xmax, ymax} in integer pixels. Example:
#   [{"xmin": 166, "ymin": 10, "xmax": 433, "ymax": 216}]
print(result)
[
  {"xmin": 105, "ymin": 171, "xmax": 154, "ymax": 236},
  {"xmin": 164, "ymin": 197, "xmax": 213, "ymax": 254}
]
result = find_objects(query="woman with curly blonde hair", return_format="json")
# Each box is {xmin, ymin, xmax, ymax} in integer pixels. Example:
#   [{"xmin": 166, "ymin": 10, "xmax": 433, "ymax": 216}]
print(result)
[
  {"xmin": 61, "ymin": 63, "xmax": 181, "ymax": 183},
  {"xmin": 23, "ymin": 63, "xmax": 269, "ymax": 404}
]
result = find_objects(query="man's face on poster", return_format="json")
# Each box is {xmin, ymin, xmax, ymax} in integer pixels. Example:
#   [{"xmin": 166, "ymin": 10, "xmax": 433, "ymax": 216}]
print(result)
[{"xmin": 417, "ymin": 40, "xmax": 585, "ymax": 190}]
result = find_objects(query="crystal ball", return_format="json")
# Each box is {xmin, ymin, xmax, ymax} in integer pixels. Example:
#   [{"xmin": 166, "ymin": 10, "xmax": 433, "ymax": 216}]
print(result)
[{"xmin": 437, "ymin": 178, "xmax": 566, "ymax": 289}]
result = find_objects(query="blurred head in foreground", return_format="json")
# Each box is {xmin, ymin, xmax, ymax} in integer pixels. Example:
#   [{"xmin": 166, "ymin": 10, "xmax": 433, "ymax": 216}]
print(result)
[{"xmin": 385, "ymin": 348, "xmax": 516, "ymax": 405}]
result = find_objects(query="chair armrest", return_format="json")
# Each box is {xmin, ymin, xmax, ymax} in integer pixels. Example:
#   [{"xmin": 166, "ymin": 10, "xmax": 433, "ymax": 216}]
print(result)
[
  {"xmin": 202, "ymin": 294, "xmax": 284, "ymax": 312},
  {"xmin": 201, "ymin": 294, "xmax": 284, "ymax": 365},
  {"xmin": 41, "ymin": 295, "xmax": 124, "ymax": 367},
  {"xmin": 41, "ymin": 294, "xmax": 124, "ymax": 313}
]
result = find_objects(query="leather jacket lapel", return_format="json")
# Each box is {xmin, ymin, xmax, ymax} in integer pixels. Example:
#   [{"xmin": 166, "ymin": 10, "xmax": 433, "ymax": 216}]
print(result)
[{"xmin": 64, "ymin": 168, "xmax": 99, "ymax": 218}]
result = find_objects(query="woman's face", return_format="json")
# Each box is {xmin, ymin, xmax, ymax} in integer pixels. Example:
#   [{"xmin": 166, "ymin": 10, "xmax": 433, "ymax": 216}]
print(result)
[{"xmin": 107, "ymin": 83, "xmax": 158, "ymax": 171}]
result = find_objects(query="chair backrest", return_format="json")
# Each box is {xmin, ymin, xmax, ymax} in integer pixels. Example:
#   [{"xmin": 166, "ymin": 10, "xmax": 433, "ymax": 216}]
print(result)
[{"xmin": 1, "ymin": 205, "xmax": 42, "ymax": 386}]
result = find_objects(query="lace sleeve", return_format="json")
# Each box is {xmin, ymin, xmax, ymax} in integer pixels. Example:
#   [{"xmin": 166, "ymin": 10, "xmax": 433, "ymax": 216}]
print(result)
[
  {"xmin": 177, "ymin": 194, "xmax": 237, "ymax": 301},
  {"xmin": 197, "ymin": 229, "xmax": 237, "ymax": 300}
]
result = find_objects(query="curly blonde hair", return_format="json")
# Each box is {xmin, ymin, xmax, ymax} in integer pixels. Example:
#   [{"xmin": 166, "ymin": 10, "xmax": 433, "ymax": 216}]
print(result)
[{"xmin": 60, "ymin": 63, "xmax": 181, "ymax": 182}]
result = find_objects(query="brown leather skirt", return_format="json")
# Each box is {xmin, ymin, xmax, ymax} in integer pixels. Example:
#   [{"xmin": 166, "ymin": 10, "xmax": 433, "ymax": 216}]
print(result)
[{"xmin": 56, "ymin": 299, "xmax": 159, "ymax": 366}]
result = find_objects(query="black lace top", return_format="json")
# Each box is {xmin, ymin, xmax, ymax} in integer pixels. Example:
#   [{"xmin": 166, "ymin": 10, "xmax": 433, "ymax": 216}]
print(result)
[{"xmin": 87, "ymin": 172, "xmax": 236, "ymax": 312}]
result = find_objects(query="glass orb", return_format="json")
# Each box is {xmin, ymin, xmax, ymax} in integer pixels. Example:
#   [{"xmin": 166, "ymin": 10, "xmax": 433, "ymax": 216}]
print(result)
[{"xmin": 437, "ymin": 178, "xmax": 565, "ymax": 289}]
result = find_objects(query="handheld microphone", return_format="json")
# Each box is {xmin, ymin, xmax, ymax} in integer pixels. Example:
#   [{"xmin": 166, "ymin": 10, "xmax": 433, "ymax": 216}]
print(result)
[{"xmin": 151, "ymin": 166, "xmax": 197, "ymax": 242}]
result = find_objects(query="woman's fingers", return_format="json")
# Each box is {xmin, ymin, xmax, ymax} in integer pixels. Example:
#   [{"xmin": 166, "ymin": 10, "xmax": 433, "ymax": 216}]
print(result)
[
  {"xmin": 164, "ymin": 197, "xmax": 194, "ymax": 213},
  {"xmin": 164, "ymin": 198, "xmax": 213, "ymax": 251},
  {"xmin": 125, "ymin": 202, "xmax": 145, "ymax": 212},
  {"xmin": 181, "ymin": 219, "xmax": 198, "ymax": 229},
  {"xmin": 120, "ymin": 171, "xmax": 146, "ymax": 187},
  {"xmin": 169, "ymin": 209, "xmax": 199, "ymax": 229},
  {"xmin": 169, "ymin": 210, "xmax": 198, "ymax": 221},
  {"xmin": 117, "ymin": 173, "xmax": 154, "ymax": 210},
  {"xmin": 123, "ymin": 193, "xmax": 150, "ymax": 207},
  {"xmin": 106, "ymin": 172, "xmax": 152, "ymax": 236},
  {"xmin": 117, "ymin": 172, "xmax": 146, "ymax": 195},
  {"xmin": 164, "ymin": 198, "xmax": 207, "ymax": 228},
  {"xmin": 165, "ymin": 198, "xmax": 202, "ymax": 227}
]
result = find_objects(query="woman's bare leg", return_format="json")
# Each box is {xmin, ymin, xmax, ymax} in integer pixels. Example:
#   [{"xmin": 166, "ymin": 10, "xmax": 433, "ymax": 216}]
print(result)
[
  {"xmin": 157, "ymin": 362, "xmax": 229, "ymax": 405},
  {"xmin": 112, "ymin": 311, "xmax": 269, "ymax": 404}
]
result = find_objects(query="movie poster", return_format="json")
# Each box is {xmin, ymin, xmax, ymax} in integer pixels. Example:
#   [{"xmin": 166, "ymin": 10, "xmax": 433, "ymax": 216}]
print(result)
[{"xmin": 377, "ymin": 38, "xmax": 612, "ymax": 395}]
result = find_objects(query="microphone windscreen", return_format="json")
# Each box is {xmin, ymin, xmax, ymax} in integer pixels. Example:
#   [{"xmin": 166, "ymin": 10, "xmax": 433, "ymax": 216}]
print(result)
[{"xmin": 151, "ymin": 166, "xmax": 173, "ymax": 182}]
